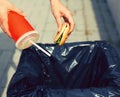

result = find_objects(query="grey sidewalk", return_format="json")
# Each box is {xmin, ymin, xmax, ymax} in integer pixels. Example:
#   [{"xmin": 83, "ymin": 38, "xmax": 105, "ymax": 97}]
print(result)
[{"xmin": 0, "ymin": 0, "xmax": 120, "ymax": 96}]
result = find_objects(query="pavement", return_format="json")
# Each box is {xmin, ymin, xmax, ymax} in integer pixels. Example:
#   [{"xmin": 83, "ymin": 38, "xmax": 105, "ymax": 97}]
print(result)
[{"xmin": 0, "ymin": 0, "xmax": 120, "ymax": 97}]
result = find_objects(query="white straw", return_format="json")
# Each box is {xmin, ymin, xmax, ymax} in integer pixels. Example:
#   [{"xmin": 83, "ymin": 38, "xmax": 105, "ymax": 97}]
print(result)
[{"xmin": 29, "ymin": 40, "xmax": 51, "ymax": 57}]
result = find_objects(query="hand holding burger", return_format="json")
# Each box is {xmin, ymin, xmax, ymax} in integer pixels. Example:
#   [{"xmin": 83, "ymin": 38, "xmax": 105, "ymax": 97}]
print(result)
[
  {"xmin": 50, "ymin": 0, "xmax": 74, "ymax": 46},
  {"xmin": 50, "ymin": 0, "xmax": 74, "ymax": 34}
]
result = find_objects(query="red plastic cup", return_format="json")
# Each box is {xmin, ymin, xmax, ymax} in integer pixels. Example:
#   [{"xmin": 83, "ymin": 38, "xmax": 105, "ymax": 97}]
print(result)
[{"xmin": 8, "ymin": 11, "xmax": 39, "ymax": 49}]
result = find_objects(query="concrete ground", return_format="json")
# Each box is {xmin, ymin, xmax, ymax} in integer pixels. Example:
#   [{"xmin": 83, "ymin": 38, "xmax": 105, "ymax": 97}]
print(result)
[{"xmin": 0, "ymin": 0, "xmax": 120, "ymax": 96}]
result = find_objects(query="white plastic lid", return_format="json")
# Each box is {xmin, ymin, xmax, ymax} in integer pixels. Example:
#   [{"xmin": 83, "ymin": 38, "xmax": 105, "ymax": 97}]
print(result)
[{"xmin": 16, "ymin": 31, "xmax": 39, "ymax": 49}]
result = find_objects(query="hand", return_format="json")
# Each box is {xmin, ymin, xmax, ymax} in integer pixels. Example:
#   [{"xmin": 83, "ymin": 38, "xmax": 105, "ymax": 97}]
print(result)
[
  {"xmin": 0, "ymin": 0, "xmax": 24, "ymax": 37},
  {"xmin": 50, "ymin": 0, "xmax": 74, "ymax": 33}
]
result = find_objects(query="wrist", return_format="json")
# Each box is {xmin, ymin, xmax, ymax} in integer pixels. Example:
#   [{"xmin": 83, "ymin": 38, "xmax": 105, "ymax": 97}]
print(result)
[
  {"xmin": 50, "ymin": 0, "xmax": 61, "ymax": 4},
  {"xmin": 50, "ymin": 0, "xmax": 62, "ymax": 7},
  {"xmin": 50, "ymin": 0, "xmax": 60, "ymax": 2}
]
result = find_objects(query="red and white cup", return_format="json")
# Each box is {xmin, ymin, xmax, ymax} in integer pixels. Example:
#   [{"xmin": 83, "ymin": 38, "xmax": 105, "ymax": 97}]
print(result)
[{"xmin": 8, "ymin": 11, "xmax": 39, "ymax": 49}]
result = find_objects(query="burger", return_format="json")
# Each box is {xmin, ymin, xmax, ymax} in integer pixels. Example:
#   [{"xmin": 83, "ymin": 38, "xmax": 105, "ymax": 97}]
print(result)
[{"xmin": 54, "ymin": 22, "xmax": 70, "ymax": 46}]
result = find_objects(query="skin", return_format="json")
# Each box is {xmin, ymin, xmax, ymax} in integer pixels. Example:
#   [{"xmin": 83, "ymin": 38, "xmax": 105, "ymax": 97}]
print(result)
[
  {"xmin": 50, "ymin": 0, "xmax": 74, "ymax": 33},
  {"xmin": 0, "ymin": 0, "xmax": 24, "ymax": 37},
  {"xmin": 0, "ymin": 0, "xmax": 74, "ymax": 37}
]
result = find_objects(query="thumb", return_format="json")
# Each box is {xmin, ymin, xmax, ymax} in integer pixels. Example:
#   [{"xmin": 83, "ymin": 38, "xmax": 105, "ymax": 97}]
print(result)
[{"xmin": 10, "ymin": 5, "xmax": 25, "ymax": 16}]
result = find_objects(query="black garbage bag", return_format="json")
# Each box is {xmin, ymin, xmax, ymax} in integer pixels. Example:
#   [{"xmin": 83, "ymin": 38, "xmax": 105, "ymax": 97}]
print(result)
[{"xmin": 7, "ymin": 41, "xmax": 120, "ymax": 97}]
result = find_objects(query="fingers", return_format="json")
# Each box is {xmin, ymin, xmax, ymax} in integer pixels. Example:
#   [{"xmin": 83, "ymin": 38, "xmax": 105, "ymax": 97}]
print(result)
[
  {"xmin": 1, "ymin": 24, "xmax": 11, "ymax": 37},
  {"xmin": 54, "ymin": 13, "xmax": 74, "ymax": 33},
  {"xmin": 0, "ymin": 10, "xmax": 11, "ymax": 37},
  {"xmin": 1, "ymin": 20, "xmax": 11, "ymax": 37},
  {"xmin": 10, "ymin": 5, "xmax": 25, "ymax": 16},
  {"xmin": 54, "ymin": 14, "xmax": 62, "ymax": 32},
  {"xmin": 63, "ymin": 12, "xmax": 75, "ymax": 33}
]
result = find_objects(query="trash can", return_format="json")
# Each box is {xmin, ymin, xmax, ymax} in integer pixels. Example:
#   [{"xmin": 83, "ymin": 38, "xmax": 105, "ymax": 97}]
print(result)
[{"xmin": 7, "ymin": 41, "xmax": 120, "ymax": 97}]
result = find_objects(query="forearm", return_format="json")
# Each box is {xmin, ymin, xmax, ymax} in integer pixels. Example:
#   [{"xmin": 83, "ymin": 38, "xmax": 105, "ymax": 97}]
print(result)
[
  {"xmin": 0, "ymin": 0, "xmax": 8, "ymax": 2},
  {"xmin": 50, "ymin": 0, "xmax": 60, "ymax": 2},
  {"xmin": 49, "ymin": 0, "xmax": 61, "ymax": 6}
]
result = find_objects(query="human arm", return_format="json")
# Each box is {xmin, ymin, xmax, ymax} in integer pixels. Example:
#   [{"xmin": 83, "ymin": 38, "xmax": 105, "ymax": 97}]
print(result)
[{"xmin": 49, "ymin": 0, "xmax": 74, "ymax": 33}]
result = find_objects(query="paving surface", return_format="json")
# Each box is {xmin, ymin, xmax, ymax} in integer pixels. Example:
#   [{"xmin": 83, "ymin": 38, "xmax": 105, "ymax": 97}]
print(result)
[{"xmin": 0, "ymin": 0, "xmax": 120, "ymax": 96}]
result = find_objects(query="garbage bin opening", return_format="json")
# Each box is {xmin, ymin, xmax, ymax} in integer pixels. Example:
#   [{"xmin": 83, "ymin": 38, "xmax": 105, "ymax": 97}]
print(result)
[
  {"xmin": 7, "ymin": 41, "xmax": 120, "ymax": 97},
  {"xmin": 49, "ymin": 47, "xmax": 110, "ymax": 89}
]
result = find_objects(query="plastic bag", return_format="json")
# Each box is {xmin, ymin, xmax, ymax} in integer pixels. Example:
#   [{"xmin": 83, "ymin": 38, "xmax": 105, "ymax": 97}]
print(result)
[{"xmin": 7, "ymin": 41, "xmax": 120, "ymax": 97}]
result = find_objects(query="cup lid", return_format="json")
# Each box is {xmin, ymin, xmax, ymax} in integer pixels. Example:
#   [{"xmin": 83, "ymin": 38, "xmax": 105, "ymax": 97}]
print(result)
[{"xmin": 16, "ymin": 31, "xmax": 39, "ymax": 49}]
